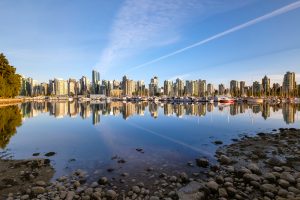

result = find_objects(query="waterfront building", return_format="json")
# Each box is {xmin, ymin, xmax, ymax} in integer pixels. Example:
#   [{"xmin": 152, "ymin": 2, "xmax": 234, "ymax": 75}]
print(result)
[
  {"xmin": 218, "ymin": 84, "xmax": 225, "ymax": 95},
  {"xmin": 122, "ymin": 76, "xmax": 135, "ymax": 96},
  {"xmin": 230, "ymin": 80, "xmax": 239, "ymax": 97},
  {"xmin": 40, "ymin": 83, "xmax": 48, "ymax": 96},
  {"xmin": 136, "ymin": 80, "xmax": 145, "ymax": 96},
  {"xmin": 252, "ymin": 81, "xmax": 262, "ymax": 97},
  {"xmin": 149, "ymin": 76, "xmax": 159, "ymax": 96},
  {"xmin": 164, "ymin": 80, "xmax": 173, "ymax": 96},
  {"xmin": 54, "ymin": 79, "xmax": 68, "ymax": 96},
  {"xmin": 240, "ymin": 81, "xmax": 246, "ymax": 96},
  {"xmin": 262, "ymin": 75, "xmax": 270, "ymax": 96},
  {"xmin": 282, "ymin": 71, "xmax": 296, "ymax": 97},
  {"xmin": 92, "ymin": 70, "xmax": 100, "ymax": 94},
  {"xmin": 198, "ymin": 80, "xmax": 206, "ymax": 97},
  {"xmin": 207, "ymin": 83, "xmax": 214, "ymax": 96},
  {"xmin": 80, "ymin": 76, "xmax": 90, "ymax": 95},
  {"xmin": 68, "ymin": 79, "xmax": 77, "ymax": 96},
  {"xmin": 174, "ymin": 78, "xmax": 184, "ymax": 96}
]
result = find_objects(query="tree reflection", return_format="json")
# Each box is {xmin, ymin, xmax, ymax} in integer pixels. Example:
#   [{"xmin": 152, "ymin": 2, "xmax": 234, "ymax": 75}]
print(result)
[{"xmin": 0, "ymin": 105, "xmax": 22, "ymax": 149}]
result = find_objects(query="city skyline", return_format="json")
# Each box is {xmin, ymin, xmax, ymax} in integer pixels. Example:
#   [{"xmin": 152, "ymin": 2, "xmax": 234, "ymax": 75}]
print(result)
[
  {"xmin": 1, "ymin": 0, "xmax": 300, "ymax": 85},
  {"xmin": 19, "ymin": 70, "xmax": 300, "ymax": 98}
]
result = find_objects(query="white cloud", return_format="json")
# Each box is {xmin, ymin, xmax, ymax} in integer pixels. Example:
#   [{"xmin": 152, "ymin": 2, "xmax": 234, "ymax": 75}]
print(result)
[
  {"xmin": 96, "ymin": 0, "xmax": 254, "ymax": 74},
  {"xmin": 128, "ymin": 1, "xmax": 300, "ymax": 72}
]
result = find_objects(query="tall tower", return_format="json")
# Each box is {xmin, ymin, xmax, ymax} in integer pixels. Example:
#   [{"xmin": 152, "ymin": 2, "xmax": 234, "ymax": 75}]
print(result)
[
  {"xmin": 262, "ymin": 75, "xmax": 270, "ymax": 96},
  {"xmin": 92, "ymin": 70, "xmax": 100, "ymax": 94},
  {"xmin": 282, "ymin": 71, "xmax": 296, "ymax": 97}
]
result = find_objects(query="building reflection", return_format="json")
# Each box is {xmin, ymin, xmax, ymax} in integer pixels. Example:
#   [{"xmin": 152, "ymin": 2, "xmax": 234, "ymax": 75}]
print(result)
[{"xmin": 18, "ymin": 101, "xmax": 299, "ymax": 125}]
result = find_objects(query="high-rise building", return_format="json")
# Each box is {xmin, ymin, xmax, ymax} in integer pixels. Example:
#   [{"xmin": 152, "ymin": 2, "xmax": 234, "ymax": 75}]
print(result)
[
  {"xmin": 218, "ymin": 84, "xmax": 225, "ymax": 95},
  {"xmin": 198, "ymin": 80, "xmax": 206, "ymax": 97},
  {"xmin": 149, "ymin": 76, "xmax": 159, "ymax": 96},
  {"xmin": 164, "ymin": 80, "xmax": 173, "ymax": 96},
  {"xmin": 54, "ymin": 79, "xmax": 68, "ymax": 96},
  {"xmin": 252, "ymin": 81, "xmax": 261, "ymax": 97},
  {"xmin": 240, "ymin": 81, "xmax": 245, "ymax": 96},
  {"xmin": 92, "ymin": 70, "xmax": 100, "ymax": 94},
  {"xmin": 136, "ymin": 80, "xmax": 145, "ymax": 96},
  {"xmin": 174, "ymin": 78, "xmax": 184, "ymax": 96},
  {"xmin": 68, "ymin": 79, "xmax": 77, "ymax": 96},
  {"xmin": 282, "ymin": 71, "xmax": 296, "ymax": 97},
  {"xmin": 230, "ymin": 80, "xmax": 239, "ymax": 97},
  {"xmin": 262, "ymin": 75, "xmax": 270, "ymax": 96},
  {"xmin": 207, "ymin": 83, "xmax": 214, "ymax": 96},
  {"xmin": 122, "ymin": 76, "xmax": 135, "ymax": 96},
  {"xmin": 80, "ymin": 76, "xmax": 90, "ymax": 95}
]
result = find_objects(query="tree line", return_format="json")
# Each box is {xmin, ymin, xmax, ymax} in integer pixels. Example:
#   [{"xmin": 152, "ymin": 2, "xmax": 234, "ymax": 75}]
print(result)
[{"xmin": 0, "ymin": 53, "xmax": 21, "ymax": 98}]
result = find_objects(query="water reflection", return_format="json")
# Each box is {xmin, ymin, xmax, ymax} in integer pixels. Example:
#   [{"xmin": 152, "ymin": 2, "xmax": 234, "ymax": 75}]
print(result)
[
  {"xmin": 18, "ymin": 101, "xmax": 300, "ymax": 125},
  {"xmin": 0, "ymin": 106, "xmax": 22, "ymax": 148}
]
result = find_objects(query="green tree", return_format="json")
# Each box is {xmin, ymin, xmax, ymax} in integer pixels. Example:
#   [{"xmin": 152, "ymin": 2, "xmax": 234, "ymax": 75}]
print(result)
[{"xmin": 0, "ymin": 53, "xmax": 21, "ymax": 98}]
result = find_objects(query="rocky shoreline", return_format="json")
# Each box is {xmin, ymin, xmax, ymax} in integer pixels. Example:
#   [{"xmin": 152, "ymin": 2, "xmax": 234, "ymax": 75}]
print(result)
[{"xmin": 1, "ymin": 128, "xmax": 300, "ymax": 200}]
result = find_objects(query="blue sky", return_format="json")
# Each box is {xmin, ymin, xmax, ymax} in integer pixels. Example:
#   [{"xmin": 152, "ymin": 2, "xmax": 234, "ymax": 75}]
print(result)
[{"xmin": 0, "ymin": 0, "xmax": 300, "ymax": 86}]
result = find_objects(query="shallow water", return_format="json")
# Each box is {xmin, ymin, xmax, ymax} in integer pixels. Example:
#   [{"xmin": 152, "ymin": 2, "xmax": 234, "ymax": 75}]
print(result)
[{"xmin": 0, "ymin": 101, "xmax": 299, "ymax": 181}]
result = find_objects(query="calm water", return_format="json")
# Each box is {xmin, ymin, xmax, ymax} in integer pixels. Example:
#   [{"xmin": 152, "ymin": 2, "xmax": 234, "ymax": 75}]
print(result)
[{"xmin": 0, "ymin": 101, "xmax": 300, "ymax": 181}]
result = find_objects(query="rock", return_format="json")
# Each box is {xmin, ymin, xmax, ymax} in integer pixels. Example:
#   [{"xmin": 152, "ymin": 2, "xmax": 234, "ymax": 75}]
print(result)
[
  {"xmin": 98, "ymin": 177, "xmax": 108, "ymax": 185},
  {"xmin": 32, "ymin": 153, "xmax": 40, "ymax": 156},
  {"xmin": 226, "ymin": 187, "xmax": 237, "ymax": 196},
  {"xmin": 278, "ymin": 179, "xmax": 290, "ymax": 188},
  {"xmin": 278, "ymin": 188, "xmax": 288, "ymax": 197},
  {"xmin": 265, "ymin": 157, "xmax": 286, "ymax": 166},
  {"xmin": 250, "ymin": 181, "xmax": 260, "ymax": 188},
  {"xmin": 260, "ymin": 184, "xmax": 277, "ymax": 193},
  {"xmin": 149, "ymin": 196, "xmax": 160, "ymax": 200},
  {"xmin": 219, "ymin": 155, "xmax": 232, "ymax": 165},
  {"xmin": 90, "ymin": 182, "xmax": 98, "ymax": 188},
  {"xmin": 170, "ymin": 176, "xmax": 177, "ymax": 182},
  {"xmin": 85, "ymin": 188, "xmax": 93, "ymax": 195},
  {"xmin": 247, "ymin": 163, "xmax": 261, "ymax": 175},
  {"xmin": 214, "ymin": 140, "xmax": 223, "ymax": 145},
  {"xmin": 243, "ymin": 173, "xmax": 261, "ymax": 182},
  {"xmin": 177, "ymin": 181, "xmax": 206, "ymax": 200},
  {"xmin": 207, "ymin": 181, "xmax": 219, "ymax": 192},
  {"xmin": 20, "ymin": 195, "xmax": 29, "ymax": 200},
  {"xmin": 66, "ymin": 191, "xmax": 75, "ymax": 200},
  {"xmin": 195, "ymin": 158, "xmax": 209, "ymax": 168},
  {"xmin": 107, "ymin": 168, "xmax": 114, "ymax": 172},
  {"xmin": 117, "ymin": 159, "xmax": 126, "ymax": 163},
  {"xmin": 35, "ymin": 180, "xmax": 46, "ymax": 187},
  {"xmin": 179, "ymin": 172, "xmax": 188, "ymax": 182},
  {"xmin": 132, "ymin": 185, "xmax": 140, "ymax": 193},
  {"xmin": 92, "ymin": 192, "xmax": 102, "ymax": 200},
  {"xmin": 106, "ymin": 190, "xmax": 117, "ymax": 199},
  {"xmin": 216, "ymin": 175, "xmax": 224, "ymax": 184},
  {"xmin": 236, "ymin": 167, "xmax": 252, "ymax": 177},
  {"xmin": 218, "ymin": 188, "xmax": 228, "ymax": 197},
  {"xmin": 288, "ymin": 186, "xmax": 300, "ymax": 194},
  {"xmin": 263, "ymin": 173, "xmax": 276, "ymax": 182},
  {"xmin": 280, "ymin": 172, "xmax": 296, "ymax": 184},
  {"xmin": 32, "ymin": 186, "xmax": 45, "ymax": 195},
  {"xmin": 273, "ymin": 166, "xmax": 283, "ymax": 172},
  {"xmin": 44, "ymin": 152, "xmax": 56, "ymax": 157}
]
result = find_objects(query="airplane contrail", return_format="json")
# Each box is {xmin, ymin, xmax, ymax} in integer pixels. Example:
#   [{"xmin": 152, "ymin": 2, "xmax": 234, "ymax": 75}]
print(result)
[{"xmin": 127, "ymin": 1, "xmax": 300, "ymax": 72}]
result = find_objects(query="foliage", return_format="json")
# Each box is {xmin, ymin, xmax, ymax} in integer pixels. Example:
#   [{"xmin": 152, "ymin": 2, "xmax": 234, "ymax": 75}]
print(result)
[
  {"xmin": 0, "ymin": 53, "xmax": 21, "ymax": 98},
  {"xmin": 0, "ymin": 105, "xmax": 22, "ymax": 149}
]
